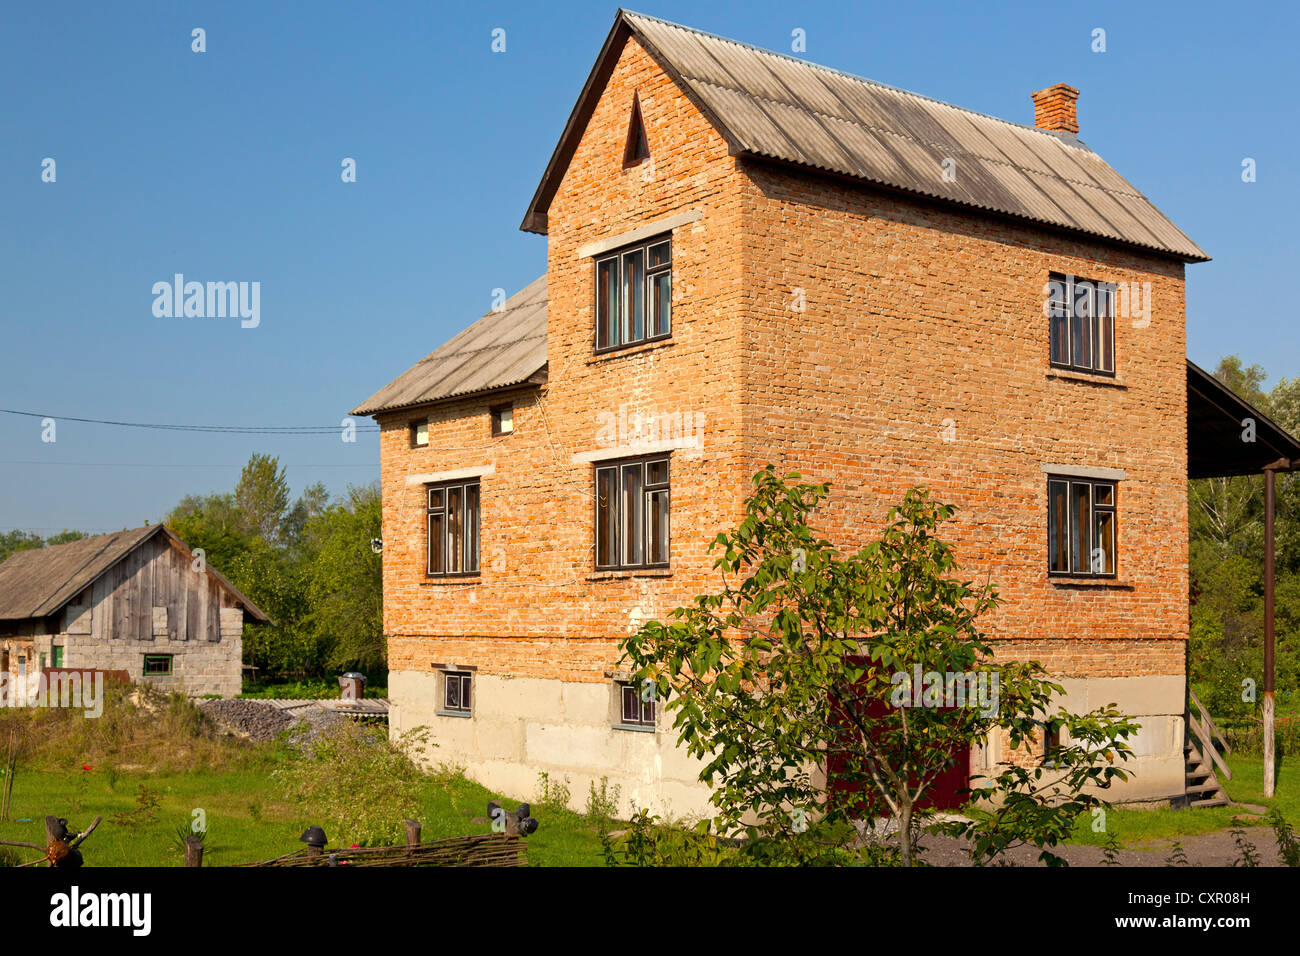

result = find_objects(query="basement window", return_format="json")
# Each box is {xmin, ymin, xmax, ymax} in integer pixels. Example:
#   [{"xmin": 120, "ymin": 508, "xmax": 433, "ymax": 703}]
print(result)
[
  {"xmin": 143, "ymin": 654, "xmax": 174, "ymax": 676},
  {"xmin": 595, "ymin": 236, "xmax": 671, "ymax": 352},
  {"xmin": 616, "ymin": 681, "xmax": 656, "ymax": 730},
  {"xmin": 442, "ymin": 671, "xmax": 473, "ymax": 716},
  {"xmin": 427, "ymin": 480, "xmax": 481, "ymax": 577},
  {"xmin": 1047, "ymin": 272, "xmax": 1116, "ymax": 375},
  {"xmin": 595, "ymin": 455, "xmax": 670, "ymax": 570},
  {"xmin": 1041, "ymin": 720, "xmax": 1066, "ymax": 768},
  {"xmin": 1047, "ymin": 476, "xmax": 1117, "ymax": 576}
]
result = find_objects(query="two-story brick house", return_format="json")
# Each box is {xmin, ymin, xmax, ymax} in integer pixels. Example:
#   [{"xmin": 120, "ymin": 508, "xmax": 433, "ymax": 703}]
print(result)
[{"xmin": 354, "ymin": 10, "xmax": 1233, "ymax": 816}]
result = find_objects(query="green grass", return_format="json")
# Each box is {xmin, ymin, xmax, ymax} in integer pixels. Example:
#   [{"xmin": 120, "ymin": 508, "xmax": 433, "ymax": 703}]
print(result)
[
  {"xmin": 1064, "ymin": 753, "xmax": 1299, "ymax": 849},
  {"xmin": 238, "ymin": 678, "xmax": 388, "ymax": 700},
  {"xmin": 0, "ymin": 767, "xmax": 605, "ymax": 867}
]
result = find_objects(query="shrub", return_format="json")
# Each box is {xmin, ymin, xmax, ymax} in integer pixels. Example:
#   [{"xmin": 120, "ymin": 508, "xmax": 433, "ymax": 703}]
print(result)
[{"xmin": 273, "ymin": 720, "xmax": 429, "ymax": 846}]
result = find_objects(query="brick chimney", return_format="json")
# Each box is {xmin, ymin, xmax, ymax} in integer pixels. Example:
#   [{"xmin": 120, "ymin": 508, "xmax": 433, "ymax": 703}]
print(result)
[{"xmin": 1030, "ymin": 83, "xmax": 1080, "ymax": 134}]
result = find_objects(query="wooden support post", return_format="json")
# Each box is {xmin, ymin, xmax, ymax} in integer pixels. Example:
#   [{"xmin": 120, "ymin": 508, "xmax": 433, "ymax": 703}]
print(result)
[
  {"xmin": 1263, "ymin": 461, "xmax": 1283, "ymax": 798},
  {"xmin": 184, "ymin": 835, "xmax": 204, "ymax": 868},
  {"xmin": 404, "ymin": 819, "xmax": 422, "ymax": 846}
]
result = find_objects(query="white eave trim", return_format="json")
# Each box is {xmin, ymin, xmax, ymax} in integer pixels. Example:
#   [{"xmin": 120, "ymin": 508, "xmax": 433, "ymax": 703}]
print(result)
[
  {"xmin": 576, "ymin": 209, "xmax": 703, "ymax": 259},
  {"xmin": 571, "ymin": 437, "xmax": 700, "ymax": 464},
  {"xmin": 405, "ymin": 465, "xmax": 495, "ymax": 486},
  {"xmin": 1041, "ymin": 463, "xmax": 1127, "ymax": 481}
]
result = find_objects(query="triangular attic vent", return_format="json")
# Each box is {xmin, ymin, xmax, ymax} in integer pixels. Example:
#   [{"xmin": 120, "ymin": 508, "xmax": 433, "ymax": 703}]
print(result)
[{"xmin": 623, "ymin": 93, "xmax": 650, "ymax": 167}]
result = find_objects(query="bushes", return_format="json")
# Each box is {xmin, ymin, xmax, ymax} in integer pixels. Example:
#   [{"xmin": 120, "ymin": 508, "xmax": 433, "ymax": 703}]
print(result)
[{"xmin": 273, "ymin": 720, "xmax": 429, "ymax": 846}]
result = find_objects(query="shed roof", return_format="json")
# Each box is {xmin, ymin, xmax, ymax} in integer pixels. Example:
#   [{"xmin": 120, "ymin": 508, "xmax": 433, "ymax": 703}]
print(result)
[
  {"xmin": 1187, "ymin": 360, "xmax": 1300, "ymax": 478},
  {"xmin": 0, "ymin": 524, "xmax": 271, "ymax": 623},
  {"xmin": 521, "ymin": 10, "xmax": 1207, "ymax": 262},
  {"xmin": 351, "ymin": 276, "xmax": 548, "ymax": 418}
]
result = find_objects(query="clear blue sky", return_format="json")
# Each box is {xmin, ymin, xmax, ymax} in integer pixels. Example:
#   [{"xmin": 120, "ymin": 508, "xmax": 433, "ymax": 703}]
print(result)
[{"xmin": 1, "ymin": 1, "xmax": 1295, "ymax": 534}]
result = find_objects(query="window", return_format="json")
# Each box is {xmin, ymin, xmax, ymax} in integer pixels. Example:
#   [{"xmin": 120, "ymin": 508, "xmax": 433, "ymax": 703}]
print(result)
[
  {"xmin": 595, "ymin": 237, "xmax": 671, "ymax": 352},
  {"xmin": 443, "ymin": 671, "xmax": 472, "ymax": 715},
  {"xmin": 427, "ymin": 480, "xmax": 481, "ymax": 577},
  {"xmin": 51, "ymin": 646, "xmax": 63, "ymax": 668},
  {"xmin": 1041, "ymin": 720, "xmax": 1065, "ymax": 767},
  {"xmin": 490, "ymin": 404, "xmax": 513, "ymax": 436},
  {"xmin": 1047, "ymin": 476, "xmax": 1117, "ymax": 576},
  {"xmin": 1047, "ymin": 272, "xmax": 1116, "ymax": 375},
  {"xmin": 143, "ymin": 654, "xmax": 173, "ymax": 676},
  {"xmin": 618, "ymin": 681, "xmax": 656, "ymax": 728},
  {"xmin": 410, "ymin": 420, "xmax": 429, "ymax": 447},
  {"xmin": 623, "ymin": 93, "xmax": 650, "ymax": 167},
  {"xmin": 595, "ymin": 455, "xmax": 669, "ymax": 570}
]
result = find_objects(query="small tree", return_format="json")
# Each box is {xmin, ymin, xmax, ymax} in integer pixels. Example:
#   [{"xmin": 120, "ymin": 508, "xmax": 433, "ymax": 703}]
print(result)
[{"xmin": 622, "ymin": 467, "xmax": 1138, "ymax": 865}]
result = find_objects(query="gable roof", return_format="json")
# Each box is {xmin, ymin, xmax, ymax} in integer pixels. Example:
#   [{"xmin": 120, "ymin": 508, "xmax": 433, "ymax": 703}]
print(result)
[
  {"xmin": 351, "ymin": 275, "xmax": 548, "ymax": 417},
  {"xmin": 521, "ymin": 10, "xmax": 1207, "ymax": 262},
  {"xmin": 0, "ymin": 524, "xmax": 271, "ymax": 623}
]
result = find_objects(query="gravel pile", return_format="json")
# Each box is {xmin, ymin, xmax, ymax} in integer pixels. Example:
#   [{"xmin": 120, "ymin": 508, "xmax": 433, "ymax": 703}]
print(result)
[
  {"xmin": 286, "ymin": 706, "xmax": 347, "ymax": 750},
  {"xmin": 199, "ymin": 699, "xmax": 294, "ymax": 742}
]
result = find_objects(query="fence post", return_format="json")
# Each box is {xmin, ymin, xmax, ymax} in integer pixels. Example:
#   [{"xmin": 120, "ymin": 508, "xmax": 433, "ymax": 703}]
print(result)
[
  {"xmin": 404, "ymin": 819, "xmax": 422, "ymax": 846},
  {"xmin": 184, "ymin": 835, "xmax": 204, "ymax": 868}
]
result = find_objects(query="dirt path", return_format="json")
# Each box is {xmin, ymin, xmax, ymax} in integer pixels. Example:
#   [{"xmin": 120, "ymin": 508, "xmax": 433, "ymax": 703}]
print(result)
[{"xmin": 915, "ymin": 827, "xmax": 1285, "ymax": 866}]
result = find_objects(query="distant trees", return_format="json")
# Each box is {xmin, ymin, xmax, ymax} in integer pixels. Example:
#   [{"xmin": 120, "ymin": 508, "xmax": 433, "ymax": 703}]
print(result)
[
  {"xmin": 0, "ymin": 528, "xmax": 87, "ymax": 565},
  {"xmin": 165, "ymin": 455, "xmax": 383, "ymax": 680},
  {"xmin": 1190, "ymin": 358, "xmax": 1300, "ymax": 736}
]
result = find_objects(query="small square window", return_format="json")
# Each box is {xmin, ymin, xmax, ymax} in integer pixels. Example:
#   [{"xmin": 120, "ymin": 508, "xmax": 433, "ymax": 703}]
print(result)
[
  {"xmin": 443, "ymin": 671, "xmax": 472, "ymax": 714},
  {"xmin": 410, "ymin": 421, "xmax": 429, "ymax": 447},
  {"xmin": 143, "ymin": 654, "xmax": 173, "ymax": 676},
  {"xmin": 491, "ymin": 404, "xmax": 514, "ymax": 436}
]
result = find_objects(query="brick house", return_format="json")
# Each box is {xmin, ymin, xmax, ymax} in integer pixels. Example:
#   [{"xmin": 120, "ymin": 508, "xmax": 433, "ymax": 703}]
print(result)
[
  {"xmin": 354, "ymin": 11, "xmax": 1296, "ymax": 815},
  {"xmin": 0, "ymin": 525, "xmax": 269, "ymax": 699}
]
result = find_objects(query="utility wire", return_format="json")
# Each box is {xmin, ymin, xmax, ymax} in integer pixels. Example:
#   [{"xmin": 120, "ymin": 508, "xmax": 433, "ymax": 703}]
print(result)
[{"xmin": 0, "ymin": 408, "xmax": 379, "ymax": 434}]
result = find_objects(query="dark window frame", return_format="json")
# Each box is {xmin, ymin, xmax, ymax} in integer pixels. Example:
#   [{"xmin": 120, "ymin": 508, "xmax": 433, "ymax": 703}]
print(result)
[
  {"xmin": 594, "ymin": 235, "xmax": 672, "ymax": 354},
  {"xmin": 618, "ymin": 681, "xmax": 656, "ymax": 728},
  {"xmin": 409, "ymin": 420, "xmax": 429, "ymax": 448},
  {"xmin": 143, "ymin": 654, "xmax": 174, "ymax": 676},
  {"xmin": 1047, "ymin": 272, "xmax": 1117, "ymax": 376},
  {"xmin": 490, "ymin": 403, "xmax": 514, "ymax": 437},
  {"xmin": 426, "ymin": 479, "xmax": 481, "ymax": 579},
  {"xmin": 594, "ymin": 454, "xmax": 670, "ymax": 571},
  {"xmin": 1047, "ymin": 475, "xmax": 1118, "ymax": 578},
  {"xmin": 443, "ymin": 670, "xmax": 473, "ymax": 714}
]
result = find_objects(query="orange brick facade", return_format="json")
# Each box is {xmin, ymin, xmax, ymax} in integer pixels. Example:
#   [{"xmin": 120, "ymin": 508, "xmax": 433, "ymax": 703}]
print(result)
[{"xmin": 374, "ymin": 35, "xmax": 1190, "ymax": 810}]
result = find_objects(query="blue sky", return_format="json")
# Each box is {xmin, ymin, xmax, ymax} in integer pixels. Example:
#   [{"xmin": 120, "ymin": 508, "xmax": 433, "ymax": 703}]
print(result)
[{"xmin": 1, "ymin": 0, "xmax": 1295, "ymax": 533}]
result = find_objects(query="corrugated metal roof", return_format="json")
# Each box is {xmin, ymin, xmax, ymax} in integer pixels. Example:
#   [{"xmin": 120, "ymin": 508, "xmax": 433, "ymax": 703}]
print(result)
[
  {"xmin": 522, "ymin": 10, "xmax": 1207, "ymax": 262},
  {"xmin": 0, "ymin": 525, "xmax": 270, "ymax": 622},
  {"xmin": 351, "ymin": 276, "xmax": 548, "ymax": 417}
]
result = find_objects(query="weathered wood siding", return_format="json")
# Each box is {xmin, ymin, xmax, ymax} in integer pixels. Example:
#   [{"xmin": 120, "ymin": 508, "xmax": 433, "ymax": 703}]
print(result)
[{"xmin": 47, "ymin": 534, "xmax": 245, "ymax": 696}]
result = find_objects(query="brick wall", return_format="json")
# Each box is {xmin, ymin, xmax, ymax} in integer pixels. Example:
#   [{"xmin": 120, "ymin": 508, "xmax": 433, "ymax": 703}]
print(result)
[
  {"xmin": 379, "ymin": 32, "xmax": 1191, "ymax": 801},
  {"xmin": 379, "ymin": 35, "xmax": 752, "ymax": 682}
]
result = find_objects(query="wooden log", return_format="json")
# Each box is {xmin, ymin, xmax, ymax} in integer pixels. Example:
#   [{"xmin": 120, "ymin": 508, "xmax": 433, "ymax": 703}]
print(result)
[
  {"xmin": 184, "ymin": 835, "xmax": 204, "ymax": 868},
  {"xmin": 404, "ymin": 819, "xmax": 422, "ymax": 846}
]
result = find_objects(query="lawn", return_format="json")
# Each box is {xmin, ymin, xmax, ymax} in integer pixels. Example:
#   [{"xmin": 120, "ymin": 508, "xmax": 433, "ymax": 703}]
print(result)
[
  {"xmin": 1064, "ymin": 753, "xmax": 1298, "ymax": 849},
  {"xmin": 0, "ymin": 766, "xmax": 605, "ymax": 867}
]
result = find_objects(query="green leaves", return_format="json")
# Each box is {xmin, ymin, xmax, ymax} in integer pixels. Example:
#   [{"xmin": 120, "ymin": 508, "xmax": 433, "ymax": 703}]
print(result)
[{"xmin": 620, "ymin": 469, "xmax": 1137, "ymax": 866}]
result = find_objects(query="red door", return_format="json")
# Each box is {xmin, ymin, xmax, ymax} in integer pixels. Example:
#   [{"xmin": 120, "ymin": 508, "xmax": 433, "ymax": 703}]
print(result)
[{"xmin": 827, "ymin": 673, "xmax": 972, "ymax": 817}]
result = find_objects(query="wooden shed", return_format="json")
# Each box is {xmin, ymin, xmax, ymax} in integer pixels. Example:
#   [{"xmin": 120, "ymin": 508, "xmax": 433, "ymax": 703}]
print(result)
[{"xmin": 0, "ymin": 525, "xmax": 269, "ymax": 698}]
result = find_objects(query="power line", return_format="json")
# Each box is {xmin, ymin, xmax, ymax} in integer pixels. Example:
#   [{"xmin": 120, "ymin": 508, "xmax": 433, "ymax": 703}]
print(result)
[
  {"xmin": 0, "ymin": 460, "xmax": 377, "ymax": 468},
  {"xmin": 0, "ymin": 408, "xmax": 379, "ymax": 435}
]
